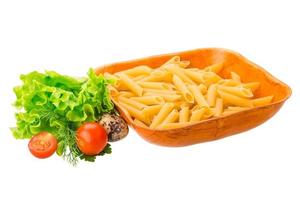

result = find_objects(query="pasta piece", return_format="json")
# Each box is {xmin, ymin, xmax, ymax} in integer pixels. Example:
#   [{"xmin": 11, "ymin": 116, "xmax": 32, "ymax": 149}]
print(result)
[
  {"xmin": 142, "ymin": 105, "xmax": 163, "ymax": 118},
  {"xmin": 118, "ymin": 91, "xmax": 135, "ymax": 98},
  {"xmin": 142, "ymin": 69, "xmax": 173, "ymax": 82},
  {"xmin": 206, "ymin": 84, "xmax": 217, "ymax": 107},
  {"xmin": 202, "ymin": 72, "xmax": 222, "ymax": 86},
  {"xmin": 188, "ymin": 85, "xmax": 209, "ymax": 107},
  {"xmin": 179, "ymin": 106, "xmax": 190, "ymax": 123},
  {"xmin": 173, "ymin": 101, "xmax": 192, "ymax": 109},
  {"xmin": 191, "ymin": 104, "xmax": 200, "ymax": 112},
  {"xmin": 179, "ymin": 60, "xmax": 190, "ymax": 68},
  {"xmin": 123, "ymin": 65, "xmax": 152, "ymax": 76},
  {"xmin": 104, "ymin": 72, "xmax": 122, "ymax": 88},
  {"xmin": 119, "ymin": 102, "xmax": 150, "ymax": 125},
  {"xmin": 144, "ymin": 92, "xmax": 182, "ymax": 102},
  {"xmin": 165, "ymin": 64, "xmax": 196, "ymax": 84},
  {"xmin": 217, "ymin": 90, "xmax": 253, "ymax": 107},
  {"xmin": 222, "ymin": 110, "xmax": 239, "ymax": 116},
  {"xmin": 111, "ymin": 55, "xmax": 274, "ymax": 129},
  {"xmin": 108, "ymin": 85, "xmax": 119, "ymax": 97},
  {"xmin": 230, "ymin": 72, "xmax": 241, "ymax": 82},
  {"xmin": 150, "ymin": 103, "xmax": 175, "ymax": 128},
  {"xmin": 204, "ymin": 63, "xmax": 223, "ymax": 73},
  {"xmin": 130, "ymin": 96, "xmax": 165, "ymax": 105},
  {"xmin": 190, "ymin": 107, "xmax": 207, "ymax": 122},
  {"xmin": 173, "ymin": 75, "xmax": 194, "ymax": 103},
  {"xmin": 214, "ymin": 98, "xmax": 223, "ymax": 117},
  {"xmin": 202, "ymin": 108, "xmax": 214, "ymax": 119},
  {"xmin": 218, "ymin": 79, "xmax": 241, "ymax": 86},
  {"xmin": 187, "ymin": 68, "xmax": 203, "ymax": 72},
  {"xmin": 159, "ymin": 122, "xmax": 197, "ymax": 129},
  {"xmin": 218, "ymin": 85, "xmax": 253, "ymax": 98},
  {"xmin": 117, "ymin": 73, "xmax": 143, "ymax": 96},
  {"xmin": 183, "ymin": 69, "xmax": 204, "ymax": 84},
  {"xmin": 133, "ymin": 119, "xmax": 148, "ymax": 128},
  {"xmin": 198, "ymin": 84, "xmax": 208, "ymax": 94},
  {"xmin": 242, "ymin": 82, "xmax": 260, "ymax": 92},
  {"xmin": 227, "ymin": 106, "xmax": 250, "ymax": 111},
  {"xmin": 138, "ymin": 81, "xmax": 174, "ymax": 90},
  {"xmin": 118, "ymin": 96, "xmax": 147, "ymax": 110},
  {"xmin": 143, "ymin": 88, "xmax": 178, "ymax": 95},
  {"xmin": 180, "ymin": 101, "xmax": 193, "ymax": 108},
  {"xmin": 252, "ymin": 96, "xmax": 273, "ymax": 106},
  {"xmin": 161, "ymin": 56, "xmax": 181, "ymax": 67},
  {"xmin": 159, "ymin": 109, "xmax": 179, "ymax": 127},
  {"xmin": 132, "ymin": 75, "xmax": 147, "ymax": 81}
]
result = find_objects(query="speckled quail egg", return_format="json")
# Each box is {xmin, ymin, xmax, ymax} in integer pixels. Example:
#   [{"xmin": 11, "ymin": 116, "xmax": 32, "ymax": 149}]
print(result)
[{"xmin": 99, "ymin": 113, "xmax": 129, "ymax": 142}]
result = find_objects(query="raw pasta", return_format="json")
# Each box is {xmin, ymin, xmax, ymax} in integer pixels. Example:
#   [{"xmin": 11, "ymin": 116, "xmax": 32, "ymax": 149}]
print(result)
[{"xmin": 108, "ymin": 56, "xmax": 274, "ymax": 129}]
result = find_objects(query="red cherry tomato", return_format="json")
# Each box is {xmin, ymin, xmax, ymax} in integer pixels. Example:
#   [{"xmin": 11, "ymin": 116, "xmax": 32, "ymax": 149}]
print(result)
[
  {"xmin": 76, "ymin": 122, "xmax": 108, "ymax": 155},
  {"xmin": 28, "ymin": 132, "xmax": 58, "ymax": 159}
]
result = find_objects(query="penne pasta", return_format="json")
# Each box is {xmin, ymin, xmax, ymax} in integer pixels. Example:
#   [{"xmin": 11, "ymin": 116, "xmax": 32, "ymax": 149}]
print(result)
[
  {"xmin": 183, "ymin": 69, "xmax": 204, "ymax": 84},
  {"xmin": 104, "ymin": 72, "xmax": 122, "ymax": 88},
  {"xmin": 117, "ymin": 73, "xmax": 143, "ymax": 96},
  {"xmin": 130, "ymin": 96, "xmax": 165, "ymax": 105},
  {"xmin": 119, "ymin": 102, "xmax": 150, "ymax": 125},
  {"xmin": 117, "ymin": 91, "xmax": 135, "ymax": 98},
  {"xmin": 202, "ymin": 72, "xmax": 222, "ymax": 86},
  {"xmin": 108, "ymin": 85, "xmax": 119, "ymax": 97},
  {"xmin": 214, "ymin": 98, "xmax": 223, "ymax": 117},
  {"xmin": 179, "ymin": 60, "xmax": 190, "ymax": 68},
  {"xmin": 143, "ymin": 88, "xmax": 178, "ymax": 95},
  {"xmin": 206, "ymin": 84, "xmax": 217, "ymax": 107},
  {"xmin": 190, "ymin": 107, "xmax": 207, "ymax": 122},
  {"xmin": 187, "ymin": 68, "xmax": 203, "ymax": 72},
  {"xmin": 218, "ymin": 85, "xmax": 253, "ymax": 98},
  {"xmin": 161, "ymin": 56, "xmax": 180, "ymax": 67},
  {"xmin": 150, "ymin": 103, "xmax": 175, "ymax": 128},
  {"xmin": 242, "ymin": 82, "xmax": 260, "ymax": 92},
  {"xmin": 173, "ymin": 75, "xmax": 194, "ymax": 103},
  {"xmin": 204, "ymin": 63, "xmax": 223, "ymax": 73},
  {"xmin": 159, "ymin": 122, "xmax": 197, "ymax": 129},
  {"xmin": 191, "ymin": 104, "xmax": 200, "ymax": 112},
  {"xmin": 111, "ymin": 56, "xmax": 274, "ymax": 129},
  {"xmin": 142, "ymin": 104, "xmax": 163, "ymax": 118},
  {"xmin": 143, "ymin": 92, "xmax": 182, "ymax": 102},
  {"xmin": 118, "ymin": 96, "xmax": 147, "ymax": 110},
  {"xmin": 159, "ymin": 109, "xmax": 179, "ymax": 127},
  {"xmin": 230, "ymin": 71, "xmax": 241, "ymax": 82},
  {"xmin": 133, "ymin": 119, "xmax": 148, "ymax": 128},
  {"xmin": 142, "ymin": 69, "xmax": 173, "ymax": 82},
  {"xmin": 222, "ymin": 110, "xmax": 239, "ymax": 116},
  {"xmin": 132, "ymin": 75, "xmax": 147, "ymax": 81},
  {"xmin": 202, "ymin": 108, "xmax": 214, "ymax": 119},
  {"xmin": 198, "ymin": 84, "xmax": 208, "ymax": 94},
  {"xmin": 123, "ymin": 65, "xmax": 152, "ymax": 76},
  {"xmin": 252, "ymin": 95, "xmax": 273, "ymax": 106},
  {"xmin": 138, "ymin": 81, "xmax": 174, "ymax": 90},
  {"xmin": 165, "ymin": 64, "xmax": 196, "ymax": 84},
  {"xmin": 179, "ymin": 106, "xmax": 190, "ymax": 123},
  {"xmin": 217, "ymin": 90, "xmax": 253, "ymax": 107},
  {"xmin": 227, "ymin": 106, "xmax": 250, "ymax": 111},
  {"xmin": 218, "ymin": 79, "xmax": 241, "ymax": 86},
  {"xmin": 188, "ymin": 85, "xmax": 209, "ymax": 107}
]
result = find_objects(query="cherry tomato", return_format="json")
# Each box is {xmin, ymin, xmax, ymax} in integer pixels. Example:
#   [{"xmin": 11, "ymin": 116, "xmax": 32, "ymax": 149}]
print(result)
[
  {"xmin": 76, "ymin": 122, "xmax": 108, "ymax": 155},
  {"xmin": 28, "ymin": 132, "xmax": 58, "ymax": 159}
]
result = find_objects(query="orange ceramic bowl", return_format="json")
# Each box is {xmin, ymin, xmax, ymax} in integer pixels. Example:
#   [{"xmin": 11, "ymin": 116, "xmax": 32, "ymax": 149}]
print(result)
[{"xmin": 95, "ymin": 48, "xmax": 291, "ymax": 147}]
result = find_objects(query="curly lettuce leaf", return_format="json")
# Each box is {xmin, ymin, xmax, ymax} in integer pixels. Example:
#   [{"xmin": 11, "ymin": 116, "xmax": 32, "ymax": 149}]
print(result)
[{"xmin": 12, "ymin": 69, "xmax": 114, "ymax": 140}]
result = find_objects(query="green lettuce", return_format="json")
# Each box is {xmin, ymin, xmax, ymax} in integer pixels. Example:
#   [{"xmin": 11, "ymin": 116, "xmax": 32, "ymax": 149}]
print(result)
[{"xmin": 12, "ymin": 69, "xmax": 114, "ymax": 165}]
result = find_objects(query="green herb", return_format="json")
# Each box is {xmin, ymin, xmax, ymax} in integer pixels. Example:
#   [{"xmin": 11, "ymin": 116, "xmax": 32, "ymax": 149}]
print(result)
[{"xmin": 11, "ymin": 69, "xmax": 115, "ymax": 165}]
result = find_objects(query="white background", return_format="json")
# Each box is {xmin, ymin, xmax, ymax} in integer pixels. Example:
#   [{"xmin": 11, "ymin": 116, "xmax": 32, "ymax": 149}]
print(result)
[{"xmin": 0, "ymin": 0, "xmax": 299, "ymax": 199}]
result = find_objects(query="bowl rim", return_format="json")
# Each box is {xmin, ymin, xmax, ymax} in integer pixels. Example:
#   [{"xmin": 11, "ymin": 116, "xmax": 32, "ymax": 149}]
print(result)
[{"xmin": 96, "ymin": 47, "xmax": 292, "ymax": 131}]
